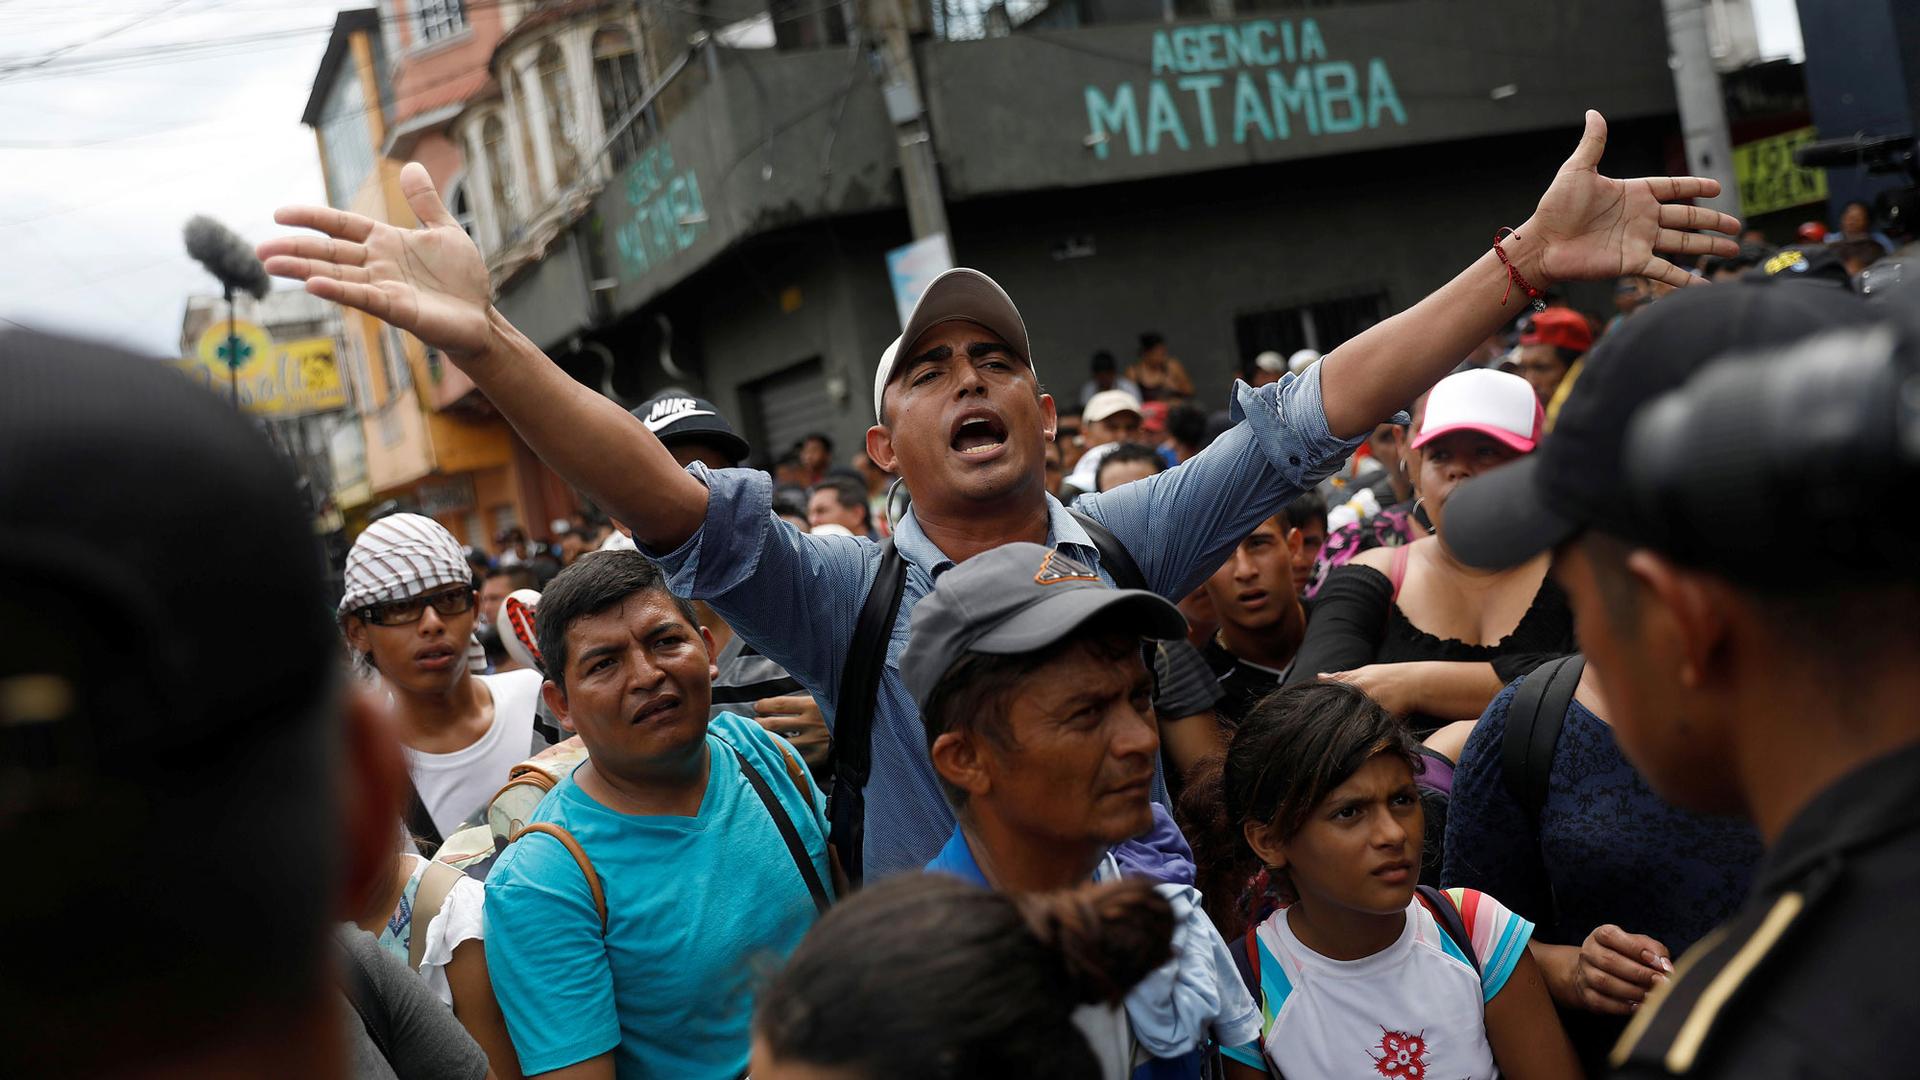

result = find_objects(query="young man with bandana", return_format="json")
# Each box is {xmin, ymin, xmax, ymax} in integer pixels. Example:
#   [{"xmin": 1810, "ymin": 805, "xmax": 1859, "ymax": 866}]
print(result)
[
  {"xmin": 339, "ymin": 513, "xmax": 549, "ymax": 843},
  {"xmin": 261, "ymin": 111, "xmax": 1740, "ymax": 878}
]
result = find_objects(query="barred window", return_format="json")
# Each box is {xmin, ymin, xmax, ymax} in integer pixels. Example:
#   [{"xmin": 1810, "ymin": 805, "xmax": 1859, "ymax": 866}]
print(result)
[
  {"xmin": 593, "ymin": 27, "xmax": 648, "ymax": 169},
  {"xmin": 417, "ymin": 0, "xmax": 467, "ymax": 44}
]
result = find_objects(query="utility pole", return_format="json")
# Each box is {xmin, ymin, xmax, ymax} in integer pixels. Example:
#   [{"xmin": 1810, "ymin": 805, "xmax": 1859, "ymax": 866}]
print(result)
[
  {"xmin": 865, "ymin": 0, "xmax": 951, "ymax": 244},
  {"xmin": 1662, "ymin": 0, "xmax": 1742, "ymax": 219}
]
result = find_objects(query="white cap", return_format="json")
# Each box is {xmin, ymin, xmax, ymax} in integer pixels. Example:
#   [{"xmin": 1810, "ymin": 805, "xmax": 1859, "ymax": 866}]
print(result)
[
  {"xmin": 1411, "ymin": 368, "xmax": 1544, "ymax": 453},
  {"xmin": 809, "ymin": 523, "xmax": 856, "ymax": 537},
  {"xmin": 874, "ymin": 268, "xmax": 1033, "ymax": 422},
  {"xmin": 1254, "ymin": 350, "xmax": 1286, "ymax": 374},
  {"xmin": 498, "ymin": 588, "xmax": 543, "ymax": 672},
  {"xmin": 1082, "ymin": 389, "xmax": 1143, "ymax": 424},
  {"xmin": 1287, "ymin": 349, "xmax": 1321, "ymax": 375}
]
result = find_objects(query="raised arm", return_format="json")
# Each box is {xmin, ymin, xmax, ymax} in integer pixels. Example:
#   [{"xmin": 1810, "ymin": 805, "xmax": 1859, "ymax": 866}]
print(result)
[
  {"xmin": 1318, "ymin": 111, "xmax": 1740, "ymax": 438},
  {"xmin": 257, "ymin": 164, "xmax": 707, "ymax": 551}
]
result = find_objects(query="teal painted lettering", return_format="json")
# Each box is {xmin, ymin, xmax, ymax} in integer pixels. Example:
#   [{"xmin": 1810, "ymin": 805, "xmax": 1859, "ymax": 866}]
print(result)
[
  {"xmin": 668, "ymin": 177, "xmax": 694, "ymax": 247},
  {"xmin": 1232, "ymin": 71, "xmax": 1273, "ymax": 143},
  {"xmin": 1145, "ymin": 80, "xmax": 1189, "ymax": 153},
  {"xmin": 1173, "ymin": 28, "xmax": 1201, "ymax": 74},
  {"xmin": 1198, "ymin": 26, "xmax": 1225, "ymax": 72},
  {"xmin": 1247, "ymin": 21, "xmax": 1279, "ymax": 66},
  {"xmin": 1220, "ymin": 25, "xmax": 1246, "ymax": 70},
  {"xmin": 1315, "ymin": 62, "xmax": 1362, "ymax": 133},
  {"xmin": 1268, "ymin": 66, "xmax": 1318, "ymax": 138},
  {"xmin": 1085, "ymin": 84, "xmax": 1141, "ymax": 159},
  {"xmin": 1179, "ymin": 75, "xmax": 1223, "ymax": 147},
  {"xmin": 684, "ymin": 170, "xmax": 705, "ymax": 231},
  {"xmin": 1300, "ymin": 18, "xmax": 1326, "ymax": 61},
  {"xmin": 1366, "ymin": 58, "xmax": 1407, "ymax": 127},
  {"xmin": 1151, "ymin": 31, "xmax": 1176, "ymax": 75},
  {"xmin": 1281, "ymin": 20, "xmax": 1295, "ymax": 63},
  {"xmin": 658, "ymin": 141, "xmax": 674, "ymax": 173}
]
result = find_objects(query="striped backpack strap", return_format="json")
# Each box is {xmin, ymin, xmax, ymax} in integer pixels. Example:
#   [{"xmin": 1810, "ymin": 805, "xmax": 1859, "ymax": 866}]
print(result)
[
  {"xmin": 1414, "ymin": 884, "xmax": 1481, "ymax": 979},
  {"xmin": 508, "ymin": 821, "xmax": 607, "ymax": 931}
]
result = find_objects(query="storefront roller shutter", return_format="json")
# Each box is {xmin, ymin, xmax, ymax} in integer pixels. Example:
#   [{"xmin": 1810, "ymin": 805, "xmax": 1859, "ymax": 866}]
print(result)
[{"xmin": 744, "ymin": 356, "xmax": 836, "ymax": 466}]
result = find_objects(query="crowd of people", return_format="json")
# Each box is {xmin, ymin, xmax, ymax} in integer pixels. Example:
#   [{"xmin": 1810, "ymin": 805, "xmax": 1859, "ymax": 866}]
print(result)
[{"xmin": 10, "ymin": 113, "xmax": 1919, "ymax": 1080}]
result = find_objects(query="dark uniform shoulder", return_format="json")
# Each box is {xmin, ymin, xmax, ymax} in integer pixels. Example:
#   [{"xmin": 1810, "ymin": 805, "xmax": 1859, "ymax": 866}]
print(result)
[{"xmin": 1609, "ymin": 743, "xmax": 1920, "ymax": 1079}]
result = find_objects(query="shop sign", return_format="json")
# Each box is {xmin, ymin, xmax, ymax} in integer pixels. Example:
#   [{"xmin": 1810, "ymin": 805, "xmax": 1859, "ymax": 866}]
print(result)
[{"xmin": 1733, "ymin": 127, "xmax": 1828, "ymax": 217}]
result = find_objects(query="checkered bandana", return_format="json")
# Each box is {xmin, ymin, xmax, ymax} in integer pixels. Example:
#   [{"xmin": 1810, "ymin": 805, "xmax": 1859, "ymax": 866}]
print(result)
[{"xmin": 338, "ymin": 513, "xmax": 474, "ymax": 615}]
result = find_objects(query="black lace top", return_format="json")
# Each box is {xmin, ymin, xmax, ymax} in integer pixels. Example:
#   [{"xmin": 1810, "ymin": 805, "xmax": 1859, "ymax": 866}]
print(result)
[{"xmin": 1285, "ymin": 563, "xmax": 1576, "ymax": 736}]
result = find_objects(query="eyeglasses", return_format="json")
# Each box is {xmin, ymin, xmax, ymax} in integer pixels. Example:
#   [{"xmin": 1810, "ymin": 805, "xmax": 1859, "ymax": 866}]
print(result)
[{"xmin": 357, "ymin": 586, "xmax": 477, "ymax": 627}]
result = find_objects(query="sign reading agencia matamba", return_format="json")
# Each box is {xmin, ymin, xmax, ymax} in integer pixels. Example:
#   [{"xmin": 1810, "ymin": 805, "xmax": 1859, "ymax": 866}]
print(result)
[{"xmin": 1085, "ymin": 19, "xmax": 1405, "ymax": 160}]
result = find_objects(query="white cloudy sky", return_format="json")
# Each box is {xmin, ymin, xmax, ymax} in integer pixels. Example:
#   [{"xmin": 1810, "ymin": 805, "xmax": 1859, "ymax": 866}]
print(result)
[{"xmin": 0, "ymin": 0, "xmax": 1806, "ymax": 355}]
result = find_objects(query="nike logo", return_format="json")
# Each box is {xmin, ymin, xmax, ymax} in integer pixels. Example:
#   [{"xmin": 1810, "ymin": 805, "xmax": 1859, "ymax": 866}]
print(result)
[{"xmin": 642, "ymin": 398, "xmax": 714, "ymax": 431}]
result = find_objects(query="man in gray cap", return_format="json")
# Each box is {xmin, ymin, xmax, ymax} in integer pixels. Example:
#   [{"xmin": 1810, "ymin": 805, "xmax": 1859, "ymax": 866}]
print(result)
[
  {"xmin": 907, "ymin": 542, "xmax": 1261, "ymax": 1078},
  {"xmin": 261, "ymin": 114, "xmax": 1739, "ymax": 877}
]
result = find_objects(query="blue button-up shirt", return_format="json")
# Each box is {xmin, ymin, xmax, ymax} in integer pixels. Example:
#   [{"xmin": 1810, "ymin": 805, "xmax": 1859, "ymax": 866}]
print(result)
[{"xmin": 643, "ymin": 364, "xmax": 1362, "ymax": 878}]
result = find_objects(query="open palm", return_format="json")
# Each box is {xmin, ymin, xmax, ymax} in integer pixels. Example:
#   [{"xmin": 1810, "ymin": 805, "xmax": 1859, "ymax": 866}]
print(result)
[
  {"xmin": 257, "ymin": 163, "xmax": 494, "ymax": 361},
  {"xmin": 1525, "ymin": 111, "xmax": 1740, "ymax": 288}
]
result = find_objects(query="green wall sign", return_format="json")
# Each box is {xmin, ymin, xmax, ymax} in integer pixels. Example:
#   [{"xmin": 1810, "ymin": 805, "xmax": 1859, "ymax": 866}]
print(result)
[{"xmin": 1084, "ymin": 19, "xmax": 1407, "ymax": 160}]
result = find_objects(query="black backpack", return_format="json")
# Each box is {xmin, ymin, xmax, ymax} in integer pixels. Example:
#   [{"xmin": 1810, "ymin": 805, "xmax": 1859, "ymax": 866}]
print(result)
[
  {"xmin": 827, "ymin": 508, "xmax": 1146, "ymax": 886},
  {"xmin": 1500, "ymin": 654, "xmax": 1586, "ymax": 817}
]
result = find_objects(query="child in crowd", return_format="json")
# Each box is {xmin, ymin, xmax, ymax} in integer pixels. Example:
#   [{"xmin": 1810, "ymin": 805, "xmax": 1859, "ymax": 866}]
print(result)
[
  {"xmin": 1218, "ymin": 683, "xmax": 1578, "ymax": 1080},
  {"xmin": 752, "ymin": 875, "xmax": 1174, "ymax": 1080}
]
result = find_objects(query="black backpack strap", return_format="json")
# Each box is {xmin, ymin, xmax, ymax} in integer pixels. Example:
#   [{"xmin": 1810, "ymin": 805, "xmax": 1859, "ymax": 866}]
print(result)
[
  {"xmin": 1414, "ymin": 884, "xmax": 1481, "ymax": 979},
  {"xmin": 1066, "ymin": 507, "xmax": 1146, "ymax": 591},
  {"xmin": 1500, "ymin": 654, "xmax": 1585, "ymax": 818},
  {"xmin": 403, "ymin": 775, "xmax": 443, "ymax": 858},
  {"xmin": 727, "ymin": 739, "xmax": 833, "ymax": 914},
  {"xmin": 828, "ymin": 539, "xmax": 908, "ymax": 887}
]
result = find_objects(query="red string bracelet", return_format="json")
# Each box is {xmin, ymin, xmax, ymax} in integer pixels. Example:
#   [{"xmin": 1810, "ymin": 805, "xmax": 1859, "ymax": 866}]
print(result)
[{"xmin": 1493, "ymin": 228, "xmax": 1547, "ymax": 312}]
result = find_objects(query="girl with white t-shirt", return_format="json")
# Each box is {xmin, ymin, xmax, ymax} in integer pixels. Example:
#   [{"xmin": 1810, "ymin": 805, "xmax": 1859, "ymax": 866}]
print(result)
[
  {"xmin": 1216, "ymin": 682, "xmax": 1578, "ymax": 1080},
  {"xmin": 350, "ymin": 850, "xmax": 524, "ymax": 1080}
]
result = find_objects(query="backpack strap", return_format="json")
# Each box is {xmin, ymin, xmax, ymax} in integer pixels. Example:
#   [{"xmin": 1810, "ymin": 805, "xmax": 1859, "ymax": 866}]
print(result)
[
  {"xmin": 1387, "ymin": 542, "xmax": 1411, "ymax": 602},
  {"xmin": 1067, "ymin": 507, "xmax": 1147, "ymax": 591},
  {"xmin": 1414, "ymin": 884, "xmax": 1481, "ymax": 979},
  {"xmin": 1500, "ymin": 654, "xmax": 1585, "ymax": 818},
  {"xmin": 726, "ymin": 739, "xmax": 833, "ymax": 915},
  {"xmin": 828, "ymin": 538, "xmax": 908, "ymax": 888},
  {"xmin": 403, "ymin": 776, "xmax": 443, "ymax": 859},
  {"xmin": 508, "ymin": 821, "xmax": 607, "ymax": 931},
  {"xmin": 407, "ymin": 858, "xmax": 465, "ymax": 972}
]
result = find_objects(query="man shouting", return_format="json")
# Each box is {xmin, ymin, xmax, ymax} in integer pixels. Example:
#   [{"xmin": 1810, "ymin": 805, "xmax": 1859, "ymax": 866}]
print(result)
[{"xmin": 259, "ymin": 111, "xmax": 1737, "ymax": 878}]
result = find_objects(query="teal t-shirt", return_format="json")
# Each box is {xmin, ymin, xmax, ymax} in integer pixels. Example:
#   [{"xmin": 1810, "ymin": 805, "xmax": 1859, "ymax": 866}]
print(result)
[{"xmin": 483, "ymin": 713, "xmax": 832, "ymax": 1078}]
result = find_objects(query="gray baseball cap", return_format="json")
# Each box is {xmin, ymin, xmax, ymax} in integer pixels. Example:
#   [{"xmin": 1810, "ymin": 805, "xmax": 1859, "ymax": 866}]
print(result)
[{"xmin": 900, "ymin": 541, "xmax": 1186, "ymax": 709}]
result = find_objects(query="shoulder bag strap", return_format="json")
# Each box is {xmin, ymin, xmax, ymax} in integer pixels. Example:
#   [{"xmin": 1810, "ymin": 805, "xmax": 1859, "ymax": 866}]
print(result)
[
  {"xmin": 508, "ymin": 821, "xmax": 607, "ymax": 931},
  {"xmin": 403, "ymin": 775, "xmax": 444, "ymax": 858},
  {"xmin": 727, "ymin": 740, "xmax": 833, "ymax": 915},
  {"xmin": 407, "ymin": 858, "xmax": 465, "ymax": 971},
  {"xmin": 828, "ymin": 538, "xmax": 908, "ymax": 888},
  {"xmin": 1067, "ymin": 507, "xmax": 1146, "ymax": 591},
  {"xmin": 1500, "ymin": 654, "xmax": 1585, "ymax": 818},
  {"xmin": 1414, "ymin": 884, "xmax": 1481, "ymax": 979}
]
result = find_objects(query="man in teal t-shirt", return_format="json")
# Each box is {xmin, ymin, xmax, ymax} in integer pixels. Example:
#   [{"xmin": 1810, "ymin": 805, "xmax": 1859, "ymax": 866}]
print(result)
[{"xmin": 484, "ymin": 552, "xmax": 833, "ymax": 1078}]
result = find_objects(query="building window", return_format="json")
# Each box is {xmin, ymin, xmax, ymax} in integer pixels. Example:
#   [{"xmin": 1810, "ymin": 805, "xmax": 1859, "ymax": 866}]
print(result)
[
  {"xmin": 318, "ymin": 71, "xmax": 375, "ymax": 205},
  {"xmin": 416, "ymin": 0, "xmax": 467, "ymax": 44},
  {"xmin": 513, "ymin": 68, "xmax": 542, "ymax": 197},
  {"xmin": 538, "ymin": 43, "xmax": 581, "ymax": 187},
  {"xmin": 447, "ymin": 176, "xmax": 476, "ymax": 241},
  {"xmin": 482, "ymin": 113, "xmax": 517, "ymax": 243},
  {"xmin": 593, "ymin": 27, "xmax": 648, "ymax": 168},
  {"xmin": 1234, "ymin": 290, "xmax": 1390, "ymax": 370}
]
